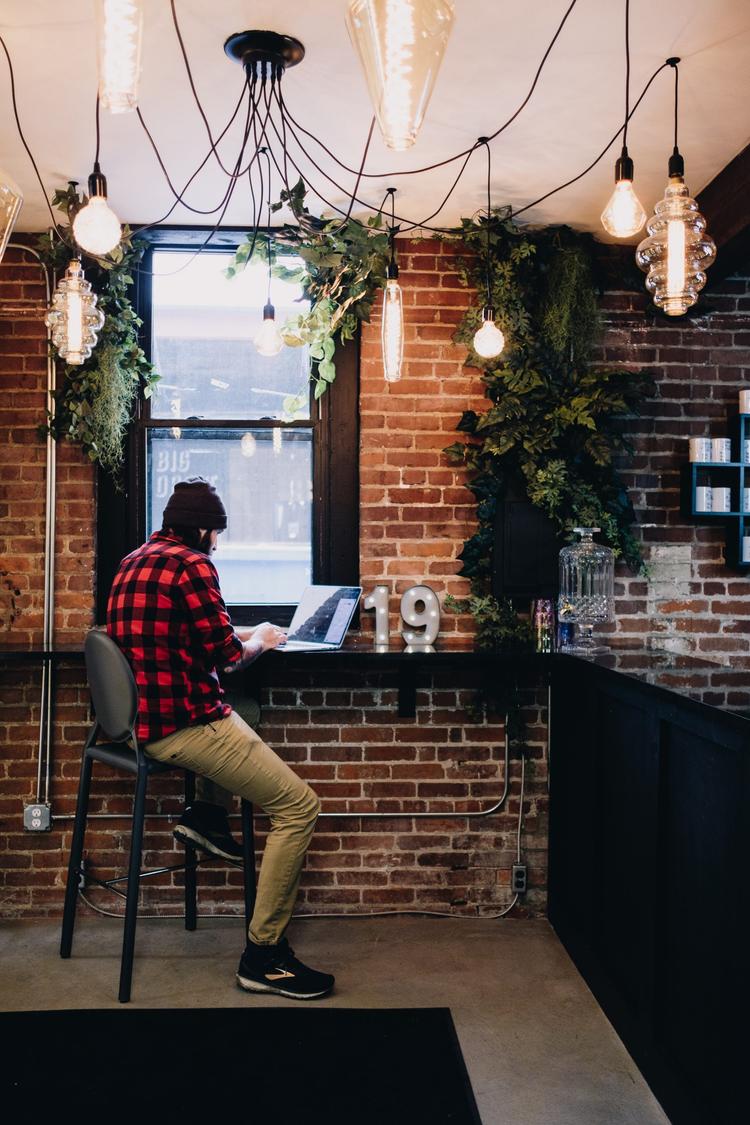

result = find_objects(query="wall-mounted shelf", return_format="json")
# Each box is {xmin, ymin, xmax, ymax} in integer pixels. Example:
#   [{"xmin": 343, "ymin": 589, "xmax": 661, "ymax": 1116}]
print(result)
[{"xmin": 682, "ymin": 413, "xmax": 750, "ymax": 569}]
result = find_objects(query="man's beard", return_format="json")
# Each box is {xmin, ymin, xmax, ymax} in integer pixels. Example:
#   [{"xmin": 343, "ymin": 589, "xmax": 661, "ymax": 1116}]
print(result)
[{"xmin": 198, "ymin": 530, "xmax": 215, "ymax": 554}]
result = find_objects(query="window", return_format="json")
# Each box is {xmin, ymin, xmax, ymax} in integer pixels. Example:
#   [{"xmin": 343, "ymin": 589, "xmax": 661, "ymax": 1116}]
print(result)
[{"xmin": 96, "ymin": 231, "xmax": 359, "ymax": 625}]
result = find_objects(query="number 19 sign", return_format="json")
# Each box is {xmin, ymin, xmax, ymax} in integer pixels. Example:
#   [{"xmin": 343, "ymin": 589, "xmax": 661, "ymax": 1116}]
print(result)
[{"xmin": 363, "ymin": 584, "xmax": 440, "ymax": 647}]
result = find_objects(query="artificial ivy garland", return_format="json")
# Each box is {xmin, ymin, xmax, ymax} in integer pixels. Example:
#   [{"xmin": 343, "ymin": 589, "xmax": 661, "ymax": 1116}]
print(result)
[
  {"xmin": 444, "ymin": 208, "xmax": 653, "ymax": 645},
  {"xmin": 37, "ymin": 185, "xmax": 158, "ymax": 476}
]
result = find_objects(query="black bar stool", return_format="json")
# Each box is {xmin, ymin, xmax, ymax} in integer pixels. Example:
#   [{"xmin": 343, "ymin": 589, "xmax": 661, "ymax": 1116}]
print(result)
[{"xmin": 60, "ymin": 629, "xmax": 257, "ymax": 1003}]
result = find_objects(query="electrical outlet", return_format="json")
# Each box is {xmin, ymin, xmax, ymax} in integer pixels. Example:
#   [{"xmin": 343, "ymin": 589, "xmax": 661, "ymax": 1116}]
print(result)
[
  {"xmin": 23, "ymin": 802, "xmax": 52, "ymax": 832},
  {"xmin": 511, "ymin": 863, "xmax": 527, "ymax": 895}
]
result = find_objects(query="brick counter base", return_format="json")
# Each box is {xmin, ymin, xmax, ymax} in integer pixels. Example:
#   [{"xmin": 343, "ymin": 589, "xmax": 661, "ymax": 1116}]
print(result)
[{"xmin": 0, "ymin": 664, "xmax": 548, "ymax": 920}]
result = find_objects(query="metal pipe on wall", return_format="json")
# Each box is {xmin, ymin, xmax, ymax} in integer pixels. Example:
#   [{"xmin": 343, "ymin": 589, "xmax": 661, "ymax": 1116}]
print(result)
[{"xmin": 7, "ymin": 242, "xmax": 55, "ymax": 806}]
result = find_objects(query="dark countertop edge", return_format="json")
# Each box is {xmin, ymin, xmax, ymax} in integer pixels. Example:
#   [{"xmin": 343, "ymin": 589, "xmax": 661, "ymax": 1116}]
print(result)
[{"xmin": 560, "ymin": 650, "xmax": 750, "ymax": 735}]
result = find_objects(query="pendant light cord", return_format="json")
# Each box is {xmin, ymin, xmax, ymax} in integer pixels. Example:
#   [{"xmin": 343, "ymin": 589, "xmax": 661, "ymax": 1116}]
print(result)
[
  {"xmin": 94, "ymin": 92, "xmax": 101, "ymax": 169},
  {"xmin": 261, "ymin": 145, "xmax": 273, "ymax": 305},
  {"xmin": 0, "ymin": 32, "xmax": 61, "ymax": 236},
  {"xmin": 622, "ymin": 0, "xmax": 631, "ymax": 151},
  {"xmin": 483, "ymin": 139, "xmax": 492, "ymax": 306},
  {"xmin": 673, "ymin": 60, "xmax": 679, "ymax": 150}
]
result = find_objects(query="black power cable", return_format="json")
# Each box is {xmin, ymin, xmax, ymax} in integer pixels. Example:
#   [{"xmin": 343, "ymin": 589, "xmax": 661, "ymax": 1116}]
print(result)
[
  {"xmin": 276, "ymin": 0, "xmax": 582, "ymax": 181},
  {"xmin": 0, "ymin": 32, "xmax": 62, "ymax": 236}
]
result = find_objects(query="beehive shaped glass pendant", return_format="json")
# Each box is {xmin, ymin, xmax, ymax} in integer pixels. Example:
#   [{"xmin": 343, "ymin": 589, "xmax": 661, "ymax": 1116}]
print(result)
[
  {"xmin": 45, "ymin": 259, "xmax": 105, "ymax": 366},
  {"xmin": 635, "ymin": 175, "xmax": 716, "ymax": 316}
]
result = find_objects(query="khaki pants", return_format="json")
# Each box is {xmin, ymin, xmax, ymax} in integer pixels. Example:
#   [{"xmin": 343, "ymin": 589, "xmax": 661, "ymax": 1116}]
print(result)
[{"xmin": 146, "ymin": 711, "xmax": 320, "ymax": 945}]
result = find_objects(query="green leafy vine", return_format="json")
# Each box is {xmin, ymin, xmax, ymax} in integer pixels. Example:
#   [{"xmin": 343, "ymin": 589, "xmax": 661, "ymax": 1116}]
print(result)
[
  {"xmin": 444, "ymin": 208, "xmax": 653, "ymax": 646},
  {"xmin": 227, "ymin": 179, "xmax": 391, "ymax": 403},
  {"xmin": 37, "ymin": 185, "xmax": 158, "ymax": 476}
]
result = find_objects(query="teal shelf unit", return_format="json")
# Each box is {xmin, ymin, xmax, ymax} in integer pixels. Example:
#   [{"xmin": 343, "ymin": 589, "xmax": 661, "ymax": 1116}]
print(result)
[{"xmin": 682, "ymin": 413, "xmax": 750, "ymax": 569}]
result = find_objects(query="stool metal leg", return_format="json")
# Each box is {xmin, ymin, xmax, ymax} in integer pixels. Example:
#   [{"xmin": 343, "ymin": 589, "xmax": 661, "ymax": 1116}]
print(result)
[
  {"xmin": 60, "ymin": 747, "xmax": 94, "ymax": 958},
  {"xmin": 241, "ymin": 799, "xmax": 256, "ymax": 932},
  {"xmin": 183, "ymin": 770, "xmax": 197, "ymax": 931},
  {"xmin": 118, "ymin": 764, "xmax": 148, "ymax": 1003}
]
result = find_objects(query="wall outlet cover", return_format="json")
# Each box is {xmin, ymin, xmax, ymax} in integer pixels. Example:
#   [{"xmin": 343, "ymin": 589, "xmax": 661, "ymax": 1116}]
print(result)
[{"xmin": 23, "ymin": 803, "xmax": 52, "ymax": 832}]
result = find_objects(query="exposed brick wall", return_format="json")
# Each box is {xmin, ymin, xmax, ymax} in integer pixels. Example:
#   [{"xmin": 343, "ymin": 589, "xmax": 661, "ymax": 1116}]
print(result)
[
  {"xmin": 597, "ymin": 271, "xmax": 750, "ymax": 660},
  {"xmin": 1, "ymin": 237, "xmax": 550, "ymax": 921},
  {"xmin": 5, "ymin": 232, "xmax": 747, "ymax": 923},
  {"xmin": 359, "ymin": 238, "xmax": 482, "ymax": 640}
]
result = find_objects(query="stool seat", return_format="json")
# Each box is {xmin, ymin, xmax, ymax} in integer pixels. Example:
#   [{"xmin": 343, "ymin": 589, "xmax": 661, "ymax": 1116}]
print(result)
[
  {"xmin": 86, "ymin": 742, "xmax": 173, "ymax": 775},
  {"xmin": 60, "ymin": 629, "xmax": 256, "ymax": 1002}
]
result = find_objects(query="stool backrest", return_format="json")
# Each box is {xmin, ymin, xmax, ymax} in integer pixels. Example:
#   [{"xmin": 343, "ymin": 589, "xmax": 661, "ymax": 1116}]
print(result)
[{"xmin": 84, "ymin": 630, "xmax": 139, "ymax": 743}]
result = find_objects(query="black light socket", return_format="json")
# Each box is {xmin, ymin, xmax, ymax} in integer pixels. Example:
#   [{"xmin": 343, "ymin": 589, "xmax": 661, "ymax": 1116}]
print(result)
[
  {"xmin": 668, "ymin": 146, "xmax": 685, "ymax": 179},
  {"xmin": 482, "ymin": 305, "xmax": 496, "ymax": 321},
  {"xmin": 387, "ymin": 259, "xmax": 399, "ymax": 281},
  {"xmin": 87, "ymin": 162, "xmax": 108, "ymax": 200},
  {"xmin": 615, "ymin": 147, "xmax": 634, "ymax": 183},
  {"xmin": 262, "ymin": 302, "xmax": 275, "ymax": 320}
]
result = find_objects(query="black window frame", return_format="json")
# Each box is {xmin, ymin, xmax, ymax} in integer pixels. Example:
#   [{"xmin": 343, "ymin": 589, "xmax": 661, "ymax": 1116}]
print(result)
[{"xmin": 96, "ymin": 227, "xmax": 360, "ymax": 627}]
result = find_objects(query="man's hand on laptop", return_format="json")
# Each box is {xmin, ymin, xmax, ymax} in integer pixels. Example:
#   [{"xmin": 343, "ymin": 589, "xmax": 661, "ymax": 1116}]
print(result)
[
  {"xmin": 251, "ymin": 622, "xmax": 288, "ymax": 652},
  {"xmin": 223, "ymin": 623, "xmax": 288, "ymax": 673}
]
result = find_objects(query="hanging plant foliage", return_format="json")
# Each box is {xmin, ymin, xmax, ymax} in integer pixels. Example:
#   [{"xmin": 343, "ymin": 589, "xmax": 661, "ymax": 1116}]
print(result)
[
  {"xmin": 227, "ymin": 179, "xmax": 391, "ymax": 404},
  {"xmin": 446, "ymin": 208, "xmax": 653, "ymax": 582},
  {"xmin": 444, "ymin": 208, "xmax": 653, "ymax": 650},
  {"xmin": 37, "ymin": 185, "xmax": 158, "ymax": 476}
]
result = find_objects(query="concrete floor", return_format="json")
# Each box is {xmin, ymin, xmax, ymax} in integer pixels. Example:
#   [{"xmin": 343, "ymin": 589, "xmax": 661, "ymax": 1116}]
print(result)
[{"xmin": 0, "ymin": 915, "xmax": 669, "ymax": 1125}]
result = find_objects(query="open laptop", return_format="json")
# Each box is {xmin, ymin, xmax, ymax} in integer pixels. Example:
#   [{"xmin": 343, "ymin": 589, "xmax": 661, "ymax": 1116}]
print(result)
[{"xmin": 276, "ymin": 585, "xmax": 362, "ymax": 652}]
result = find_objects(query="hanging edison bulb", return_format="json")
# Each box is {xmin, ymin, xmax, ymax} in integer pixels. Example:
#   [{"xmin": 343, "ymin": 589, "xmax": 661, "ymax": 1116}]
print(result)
[
  {"xmin": 73, "ymin": 164, "xmax": 122, "ymax": 256},
  {"xmin": 0, "ymin": 169, "xmax": 23, "ymax": 264},
  {"xmin": 473, "ymin": 306, "xmax": 505, "ymax": 359},
  {"xmin": 96, "ymin": 0, "xmax": 144, "ymax": 113},
  {"xmin": 382, "ymin": 270, "xmax": 404, "ymax": 382},
  {"xmin": 45, "ymin": 259, "xmax": 105, "ymax": 366},
  {"xmin": 346, "ymin": 0, "xmax": 455, "ymax": 150},
  {"xmin": 254, "ymin": 302, "xmax": 284, "ymax": 357},
  {"xmin": 636, "ymin": 154, "xmax": 716, "ymax": 316},
  {"xmin": 601, "ymin": 148, "xmax": 646, "ymax": 238}
]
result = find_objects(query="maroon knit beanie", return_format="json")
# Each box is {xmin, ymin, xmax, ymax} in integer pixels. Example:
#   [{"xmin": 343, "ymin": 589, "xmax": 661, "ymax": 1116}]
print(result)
[{"xmin": 163, "ymin": 478, "xmax": 227, "ymax": 530}]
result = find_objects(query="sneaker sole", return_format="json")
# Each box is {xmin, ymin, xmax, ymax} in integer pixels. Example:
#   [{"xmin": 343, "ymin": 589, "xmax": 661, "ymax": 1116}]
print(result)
[
  {"xmin": 173, "ymin": 824, "xmax": 243, "ymax": 863},
  {"xmin": 236, "ymin": 972, "xmax": 333, "ymax": 1001}
]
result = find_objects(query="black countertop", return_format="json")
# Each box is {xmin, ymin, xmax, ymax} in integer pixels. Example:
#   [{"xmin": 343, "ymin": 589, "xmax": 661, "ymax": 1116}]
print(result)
[
  {"xmin": 562, "ymin": 641, "xmax": 750, "ymax": 719},
  {"xmin": 3, "ymin": 637, "xmax": 750, "ymax": 720}
]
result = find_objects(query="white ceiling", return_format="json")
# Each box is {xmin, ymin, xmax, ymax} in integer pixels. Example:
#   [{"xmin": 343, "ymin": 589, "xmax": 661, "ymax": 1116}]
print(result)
[{"xmin": 1, "ymin": 0, "xmax": 749, "ymax": 241}]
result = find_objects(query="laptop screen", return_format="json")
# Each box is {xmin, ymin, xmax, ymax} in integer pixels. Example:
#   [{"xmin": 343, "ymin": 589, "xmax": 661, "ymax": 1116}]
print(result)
[{"xmin": 287, "ymin": 586, "xmax": 362, "ymax": 644}]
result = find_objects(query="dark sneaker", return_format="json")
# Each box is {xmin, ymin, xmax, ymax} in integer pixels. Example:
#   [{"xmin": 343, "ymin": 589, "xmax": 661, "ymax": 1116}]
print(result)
[
  {"xmin": 173, "ymin": 801, "xmax": 244, "ymax": 862},
  {"xmin": 236, "ymin": 938, "xmax": 335, "ymax": 1000}
]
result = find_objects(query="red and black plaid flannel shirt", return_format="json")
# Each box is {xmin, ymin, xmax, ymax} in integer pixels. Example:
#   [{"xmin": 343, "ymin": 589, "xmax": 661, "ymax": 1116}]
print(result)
[{"xmin": 106, "ymin": 531, "xmax": 244, "ymax": 744}]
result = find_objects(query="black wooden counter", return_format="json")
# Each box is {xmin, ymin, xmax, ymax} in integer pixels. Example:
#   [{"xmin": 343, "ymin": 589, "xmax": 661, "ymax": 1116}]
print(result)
[{"xmin": 549, "ymin": 646, "xmax": 749, "ymax": 1125}]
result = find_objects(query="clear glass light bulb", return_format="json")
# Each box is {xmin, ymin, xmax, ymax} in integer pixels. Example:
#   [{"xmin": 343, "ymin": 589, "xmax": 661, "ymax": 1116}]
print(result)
[
  {"xmin": 473, "ymin": 312, "xmax": 505, "ymax": 359},
  {"xmin": 97, "ymin": 0, "xmax": 143, "ymax": 113},
  {"xmin": 45, "ymin": 259, "xmax": 105, "ymax": 365},
  {"xmin": 0, "ymin": 169, "xmax": 23, "ymax": 264},
  {"xmin": 254, "ymin": 309, "xmax": 284, "ymax": 357},
  {"xmin": 382, "ymin": 278, "xmax": 404, "ymax": 382},
  {"xmin": 346, "ymin": 0, "xmax": 455, "ymax": 150},
  {"xmin": 601, "ymin": 179, "xmax": 647, "ymax": 238},
  {"xmin": 636, "ymin": 175, "xmax": 716, "ymax": 317},
  {"xmin": 73, "ymin": 195, "xmax": 122, "ymax": 256}
]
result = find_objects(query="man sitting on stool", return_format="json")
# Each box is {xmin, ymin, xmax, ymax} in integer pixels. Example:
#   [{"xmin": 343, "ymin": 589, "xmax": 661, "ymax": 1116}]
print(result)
[{"xmin": 107, "ymin": 476, "xmax": 333, "ymax": 1000}]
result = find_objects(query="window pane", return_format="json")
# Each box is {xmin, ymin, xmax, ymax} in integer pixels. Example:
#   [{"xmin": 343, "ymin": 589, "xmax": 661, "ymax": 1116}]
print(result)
[
  {"xmin": 147, "ymin": 428, "xmax": 313, "ymax": 605},
  {"xmin": 150, "ymin": 250, "xmax": 310, "ymax": 421}
]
